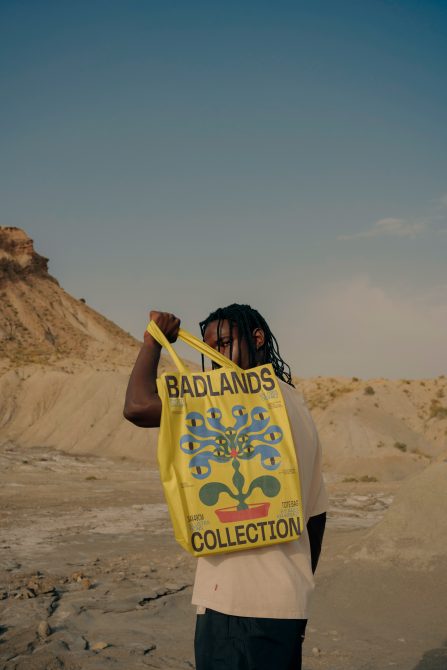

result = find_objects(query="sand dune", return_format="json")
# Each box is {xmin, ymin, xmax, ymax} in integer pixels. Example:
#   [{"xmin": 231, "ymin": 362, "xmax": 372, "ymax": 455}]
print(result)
[
  {"xmin": 298, "ymin": 376, "xmax": 446, "ymax": 480},
  {"xmin": 2, "ymin": 364, "xmax": 446, "ymax": 481},
  {"xmin": 2, "ymin": 228, "xmax": 446, "ymax": 480},
  {"xmin": 351, "ymin": 460, "xmax": 447, "ymax": 567},
  {"xmin": 0, "ymin": 365, "xmax": 159, "ymax": 464}
]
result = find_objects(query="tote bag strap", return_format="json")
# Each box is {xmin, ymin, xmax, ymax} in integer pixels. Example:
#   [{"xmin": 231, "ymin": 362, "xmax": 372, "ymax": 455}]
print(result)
[
  {"xmin": 178, "ymin": 328, "xmax": 243, "ymax": 372},
  {"xmin": 146, "ymin": 320, "xmax": 243, "ymax": 374}
]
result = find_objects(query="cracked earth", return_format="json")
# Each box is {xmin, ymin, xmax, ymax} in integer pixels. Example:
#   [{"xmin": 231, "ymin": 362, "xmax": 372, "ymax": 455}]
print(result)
[{"xmin": 1, "ymin": 442, "xmax": 446, "ymax": 670}]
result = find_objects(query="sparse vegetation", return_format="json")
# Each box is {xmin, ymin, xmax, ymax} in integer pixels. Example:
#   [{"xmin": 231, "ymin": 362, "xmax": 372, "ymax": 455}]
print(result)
[
  {"xmin": 377, "ymin": 441, "xmax": 385, "ymax": 448},
  {"xmin": 394, "ymin": 442, "xmax": 407, "ymax": 453},
  {"xmin": 359, "ymin": 475, "xmax": 378, "ymax": 482},
  {"xmin": 429, "ymin": 397, "xmax": 447, "ymax": 419},
  {"xmin": 85, "ymin": 475, "xmax": 97, "ymax": 481},
  {"xmin": 364, "ymin": 385, "xmax": 375, "ymax": 395},
  {"xmin": 430, "ymin": 405, "xmax": 447, "ymax": 420},
  {"xmin": 302, "ymin": 381, "xmax": 353, "ymax": 410},
  {"xmin": 352, "ymin": 376, "xmax": 359, "ymax": 382}
]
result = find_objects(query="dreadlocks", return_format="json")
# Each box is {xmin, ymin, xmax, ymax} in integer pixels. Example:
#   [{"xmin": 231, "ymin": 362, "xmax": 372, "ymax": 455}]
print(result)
[{"xmin": 199, "ymin": 303, "xmax": 294, "ymax": 387}]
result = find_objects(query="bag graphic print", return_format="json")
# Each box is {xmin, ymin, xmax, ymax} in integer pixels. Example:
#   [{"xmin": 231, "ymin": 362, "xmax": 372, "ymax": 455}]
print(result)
[{"xmin": 147, "ymin": 320, "xmax": 304, "ymax": 557}]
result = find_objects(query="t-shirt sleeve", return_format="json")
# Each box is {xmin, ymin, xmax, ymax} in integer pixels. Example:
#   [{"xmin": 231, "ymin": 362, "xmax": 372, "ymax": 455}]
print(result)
[{"xmin": 306, "ymin": 426, "xmax": 328, "ymax": 519}]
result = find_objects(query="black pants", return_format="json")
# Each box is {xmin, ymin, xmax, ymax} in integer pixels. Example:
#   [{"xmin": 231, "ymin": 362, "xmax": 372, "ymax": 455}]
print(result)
[{"xmin": 194, "ymin": 608, "xmax": 307, "ymax": 670}]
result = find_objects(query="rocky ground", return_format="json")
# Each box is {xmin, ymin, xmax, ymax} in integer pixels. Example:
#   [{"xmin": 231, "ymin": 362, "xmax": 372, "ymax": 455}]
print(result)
[{"xmin": 1, "ymin": 442, "xmax": 446, "ymax": 670}]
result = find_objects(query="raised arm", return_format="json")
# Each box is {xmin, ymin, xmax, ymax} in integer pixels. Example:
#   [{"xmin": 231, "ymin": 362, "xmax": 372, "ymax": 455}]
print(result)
[{"xmin": 123, "ymin": 311, "xmax": 180, "ymax": 428}]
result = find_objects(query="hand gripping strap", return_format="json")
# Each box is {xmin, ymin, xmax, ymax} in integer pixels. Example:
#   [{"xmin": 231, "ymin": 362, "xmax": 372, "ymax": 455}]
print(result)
[
  {"xmin": 146, "ymin": 321, "xmax": 243, "ymax": 374},
  {"xmin": 146, "ymin": 320, "xmax": 189, "ymax": 374}
]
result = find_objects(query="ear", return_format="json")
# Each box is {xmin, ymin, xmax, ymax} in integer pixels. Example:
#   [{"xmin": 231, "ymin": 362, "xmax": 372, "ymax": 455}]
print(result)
[{"xmin": 252, "ymin": 327, "xmax": 265, "ymax": 351}]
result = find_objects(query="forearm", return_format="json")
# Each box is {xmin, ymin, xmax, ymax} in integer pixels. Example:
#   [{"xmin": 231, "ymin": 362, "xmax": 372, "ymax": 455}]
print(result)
[
  {"xmin": 123, "ymin": 337, "xmax": 162, "ymax": 427},
  {"xmin": 307, "ymin": 512, "xmax": 326, "ymax": 573}
]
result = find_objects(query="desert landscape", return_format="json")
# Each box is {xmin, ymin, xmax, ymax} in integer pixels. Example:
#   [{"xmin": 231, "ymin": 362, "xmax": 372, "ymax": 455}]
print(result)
[{"xmin": 1, "ymin": 228, "xmax": 446, "ymax": 670}]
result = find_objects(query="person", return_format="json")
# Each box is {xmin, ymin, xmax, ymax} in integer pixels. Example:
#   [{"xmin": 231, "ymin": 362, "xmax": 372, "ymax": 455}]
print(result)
[{"xmin": 124, "ymin": 304, "xmax": 327, "ymax": 670}]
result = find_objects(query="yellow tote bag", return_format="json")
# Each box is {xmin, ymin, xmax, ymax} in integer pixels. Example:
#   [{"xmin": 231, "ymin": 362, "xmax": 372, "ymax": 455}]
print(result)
[{"xmin": 147, "ymin": 320, "xmax": 304, "ymax": 557}]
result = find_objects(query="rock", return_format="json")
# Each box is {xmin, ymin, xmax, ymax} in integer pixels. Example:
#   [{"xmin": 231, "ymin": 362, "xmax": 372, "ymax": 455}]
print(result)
[
  {"xmin": 15, "ymin": 587, "xmax": 36, "ymax": 599},
  {"xmin": 312, "ymin": 646, "xmax": 321, "ymax": 657},
  {"xmin": 144, "ymin": 644, "xmax": 156, "ymax": 654},
  {"xmin": 67, "ymin": 635, "xmax": 88, "ymax": 651},
  {"xmin": 92, "ymin": 641, "xmax": 109, "ymax": 651},
  {"xmin": 71, "ymin": 571, "xmax": 86, "ymax": 581},
  {"xmin": 27, "ymin": 580, "xmax": 40, "ymax": 592},
  {"xmin": 37, "ymin": 620, "xmax": 51, "ymax": 638},
  {"xmin": 0, "ymin": 227, "xmax": 52, "ymax": 279},
  {"xmin": 26, "ymin": 575, "xmax": 58, "ymax": 596},
  {"xmin": 5, "ymin": 561, "xmax": 21, "ymax": 572},
  {"xmin": 129, "ymin": 643, "xmax": 157, "ymax": 656},
  {"xmin": 80, "ymin": 577, "xmax": 93, "ymax": 590}
]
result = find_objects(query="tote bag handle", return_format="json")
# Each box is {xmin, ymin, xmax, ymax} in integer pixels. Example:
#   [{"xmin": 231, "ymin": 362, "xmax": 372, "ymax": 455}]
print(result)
[{"xmin": 146, "ymin": 320, "xmax": 243, "ymax": 374}]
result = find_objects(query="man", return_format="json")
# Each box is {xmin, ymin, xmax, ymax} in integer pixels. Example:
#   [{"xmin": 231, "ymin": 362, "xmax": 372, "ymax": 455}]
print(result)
[{"xmin": 124, "ymin": 304, "xmax": 327, "ymax": 670}]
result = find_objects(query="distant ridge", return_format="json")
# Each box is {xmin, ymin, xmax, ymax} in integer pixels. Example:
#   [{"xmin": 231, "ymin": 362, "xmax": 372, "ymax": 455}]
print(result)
[{"xmin": 0, "ymin": 227, "xmax": 445, "ymax": 472}]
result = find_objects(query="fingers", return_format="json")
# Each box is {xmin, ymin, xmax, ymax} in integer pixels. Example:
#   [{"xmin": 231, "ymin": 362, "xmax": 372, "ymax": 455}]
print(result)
[{"xmin": 149, "ymin": 310, "xmax": 181, "ymax": 343}]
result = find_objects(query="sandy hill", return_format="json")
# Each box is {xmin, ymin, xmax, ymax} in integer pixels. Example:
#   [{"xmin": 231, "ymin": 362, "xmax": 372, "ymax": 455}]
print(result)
[
  {"xmin": 1, "ymin": 227, "xmax": 446, "ymax": 477},
  {"xmin": 0, "ymin": 227, "xmax": 141, "ymax": 370},
  {"xmin": 0, "ymin": 227, "xmax": 175, "ymax": 463},
  {"xmin": 296, "ymin": 376, "xmax": 447, "ymax": 481},
  {"xmin": 349, "ymin": 459, "xmax": 447, "ymax": 567}
]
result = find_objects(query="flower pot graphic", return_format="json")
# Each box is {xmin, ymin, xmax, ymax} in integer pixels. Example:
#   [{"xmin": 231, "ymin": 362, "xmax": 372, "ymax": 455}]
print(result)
[
  {"xmin": 180, "ymin": 405, "xmax": 283, "ymax": 522},
  {"xmin": 215, "ymin": 502, "xmax": 271, "ymax": 523}
]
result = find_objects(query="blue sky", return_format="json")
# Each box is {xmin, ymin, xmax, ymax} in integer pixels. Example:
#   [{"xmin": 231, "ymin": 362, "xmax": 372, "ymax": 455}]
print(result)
[{"xmin": 1, "ymin": 1, "xmax": 446, "ymax": 377}]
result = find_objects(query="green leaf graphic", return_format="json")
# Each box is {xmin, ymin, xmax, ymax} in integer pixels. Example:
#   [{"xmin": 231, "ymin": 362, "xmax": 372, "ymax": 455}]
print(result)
[
  {"xmin": 199, "ymin": 482, "xmax": 235, "ymax": 506},
  {"xmin": 246, "ymin": 475, "xmax": 281, "ymax": 498}
]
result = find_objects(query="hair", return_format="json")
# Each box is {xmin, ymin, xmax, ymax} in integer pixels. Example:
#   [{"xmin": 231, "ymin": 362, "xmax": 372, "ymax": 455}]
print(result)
[{"xmin": 199, "ymin": 303, "xmax": 294, "ymax": 386}]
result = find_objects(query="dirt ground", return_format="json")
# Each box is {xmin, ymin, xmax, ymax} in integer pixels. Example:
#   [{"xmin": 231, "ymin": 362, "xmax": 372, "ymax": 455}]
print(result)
[{"xmin": 1, "ymin": 442, "xmax": 446, "ymax": 670}]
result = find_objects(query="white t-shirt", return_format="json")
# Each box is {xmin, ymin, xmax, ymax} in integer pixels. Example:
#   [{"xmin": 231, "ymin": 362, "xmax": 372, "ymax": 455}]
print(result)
[{"xmin": 192, "ymin": 380, "xmax": 328, "ymax": 619}]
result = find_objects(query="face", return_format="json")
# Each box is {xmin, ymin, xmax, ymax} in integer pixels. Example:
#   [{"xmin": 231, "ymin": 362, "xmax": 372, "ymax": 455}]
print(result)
[{"xmin": 203, "ymin": 319, "xmax": 265, "ymax": 370}]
